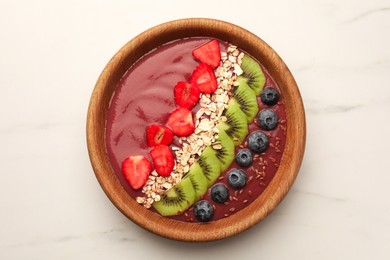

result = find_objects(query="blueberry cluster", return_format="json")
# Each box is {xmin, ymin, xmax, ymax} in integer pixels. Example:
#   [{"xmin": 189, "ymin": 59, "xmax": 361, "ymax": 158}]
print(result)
[
  {"xmin": 244, "ymin": 87, "xmax": 280, "ymax": 157},
  {"xmin": 258, "ymin": 87, "xmax": 279, "ymax": 130}
]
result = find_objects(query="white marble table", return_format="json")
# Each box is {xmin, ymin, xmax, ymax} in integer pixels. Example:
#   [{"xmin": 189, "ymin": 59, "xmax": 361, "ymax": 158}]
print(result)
[{"xmin": 1, "ymin": 0, "xmax": 389, "ymax": 259}]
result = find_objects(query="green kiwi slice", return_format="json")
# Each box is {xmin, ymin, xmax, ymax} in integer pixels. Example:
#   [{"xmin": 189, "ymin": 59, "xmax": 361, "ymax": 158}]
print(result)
[
  {"xmin": 231, "ymin": 81, "xmax": 259, "ymax": 123},
  {"xmin": 214, "ymin": 127, "xmax": 235, "ymax": 172},
  {"xmin": 218, "ymin": 101, "xmax": 249, "ymax": 146},
  {"xmin": 237, "ymin": 55, "xmax": 266, "ymax": 95},
  {"xmin": 182, "ymin": 162, "xmax": 208, "ymax": 200},
  {"xmin": 198, "ymin": 147, "xmax": 221, "ymax": 187},
  {"xmin": 152, "ymin": 177, "xmax": 196, "ymax": 216}
]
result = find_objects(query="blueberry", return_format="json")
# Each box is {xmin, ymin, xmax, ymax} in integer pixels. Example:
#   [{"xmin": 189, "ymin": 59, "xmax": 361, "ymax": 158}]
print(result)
[
  {"xmin": 248, "ymin": 130, "xmax": 269, "ymax": 153},
  {"xmin": 194, "ymin": 200, "xmax": 214, "ymax": 222},
  {"xmin": 257, "ymin": 109, "xmax": 278, "ymax": 130},
  {"xmin": 235, "ymin": 149, "xmax": 253, "ymax": 167},
  {"xmin": 227, "ymin": 169, "xmax": 247, "ymax": 189},
  {"xmin": 260, "ymin": 87, "xmax": 280, "ymax": 106},
  {"xmin": 211, "ymin": 183, "xmax": 229, "ymax": 203}
]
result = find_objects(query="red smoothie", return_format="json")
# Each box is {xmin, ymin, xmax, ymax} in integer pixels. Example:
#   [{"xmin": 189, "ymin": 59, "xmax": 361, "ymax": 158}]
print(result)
[{"xmin": 105, "ymin": 37, "xmax": 287, "ymax": 222}]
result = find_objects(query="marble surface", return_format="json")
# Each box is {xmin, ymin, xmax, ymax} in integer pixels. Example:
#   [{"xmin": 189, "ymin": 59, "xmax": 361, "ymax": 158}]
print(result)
[{"xmin": 1, "ymin": 0, "xmax": 389, "ymax": 259}]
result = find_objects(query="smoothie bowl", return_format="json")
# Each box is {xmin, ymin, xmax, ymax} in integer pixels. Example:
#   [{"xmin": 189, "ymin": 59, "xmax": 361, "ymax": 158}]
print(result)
[{"xmin": 87, "ymin": 18, "xmax": 305, "ymax": 241}]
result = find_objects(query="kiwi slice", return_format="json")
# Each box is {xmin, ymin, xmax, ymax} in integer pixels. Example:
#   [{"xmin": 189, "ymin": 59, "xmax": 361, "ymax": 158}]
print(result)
[
  {"xmin": 183, "ymin": 162, "xmax": 208, "ymax": 200},
  {"xmin": 198, "ymin": 147, "xmax": 221, "ymax": 186},
  {"xmin": 214, "ymin": 127, "xmax": 235, "ymax": 172},
  {"xmin": 237, "ymin": 55, "xmax": 266, "ymax": 95},
  {"xmin": 231, "ymin": 81, "xmax": 259, "ymax": 123},
  {"xmin": 152, "ymin": 177, "xmax": 196, "ymax": 216},
  {"xmin": 218, "ymin": 101, "xmax": 249, "ymax": 146}
]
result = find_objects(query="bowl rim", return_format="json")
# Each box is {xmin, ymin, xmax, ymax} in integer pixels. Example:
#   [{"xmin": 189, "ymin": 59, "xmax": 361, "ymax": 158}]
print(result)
[{"xmin": 87, "ymin": 18, "xmax": 306, "ymax": 242}]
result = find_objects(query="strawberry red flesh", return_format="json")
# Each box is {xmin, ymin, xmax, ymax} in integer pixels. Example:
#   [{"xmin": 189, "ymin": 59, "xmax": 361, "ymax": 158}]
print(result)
[
  {"xmin": 150, "ymin": 145, "xmax": 175, "ymax": 177},
  {"xmin": 146, "ymin": 124, "xmax": 174, "ymax": 147},
  {"xmin": 190, "ymin": 63, "xmax": 218, "ymax": 94},
  {"xmin": 122, "ymin": 156, "xmax": 151, "ymax": 190},
  {"xmin": 167, "ymin": 107, "xmax": 195, "ymax": 137},
  {"xmin": 174, "ymin": 81, "xmax": 200, "ymax": 109},
  {"xmin": 192, "ymin": 39, "xmax": 221, "ymax": 68}
]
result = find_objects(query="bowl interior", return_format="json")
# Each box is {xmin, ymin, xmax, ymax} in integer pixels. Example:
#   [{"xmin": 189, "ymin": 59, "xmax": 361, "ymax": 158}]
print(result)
[{"xmin": 87, "ymin": 18, "xmax": 305, "ymax": 242}]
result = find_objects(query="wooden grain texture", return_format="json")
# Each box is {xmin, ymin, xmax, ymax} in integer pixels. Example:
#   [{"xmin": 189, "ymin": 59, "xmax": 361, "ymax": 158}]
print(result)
[{"xmin": 86, "ymin": 18, "xmax": 306, "ymax": 242}]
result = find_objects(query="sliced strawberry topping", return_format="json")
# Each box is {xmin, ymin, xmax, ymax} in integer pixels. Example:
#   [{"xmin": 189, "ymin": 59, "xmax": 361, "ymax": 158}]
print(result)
[
  {"xmin": 122, "ymin": 156, "xmax": 151, "ymax": 190},
  {"xmin": 192, "ymin": 39, "xmax": 221, "ymax": 68},
  {"xmin": 146, "ymin": 124, "xmax": 174, "ymax": 147},
  {"xmin": 167, "ymin": 107, "xmax": 195, "ymax": 136},
  {"xmin": 150, "ymin": 145, "xmax": 175, "ymax": 177},
  {"xmin": 190, "ymin": 63, "xmax": 218, "ymax": 94},
  {"xmin": 174, "ymin": 81, "xmax": 200, "ymax": 109}
]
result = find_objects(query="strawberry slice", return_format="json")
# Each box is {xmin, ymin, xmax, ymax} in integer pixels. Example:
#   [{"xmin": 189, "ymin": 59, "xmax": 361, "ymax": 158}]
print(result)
[
  {"xmin": 122, "ymin": 156, "xmax": 151, "ymax": 190},
  {"xmin": 192, "ymin": 39, "xmax": 221, "ymax": 68},
  {"xmin": 174, "ymin": 81, "xmax": 200, "ymax": 109},
  {"xmin": 150, "ymin": 145, "xmax": 175, "ymax": 177},
  {"xmin": 167, "ymin": 107, "xmax": 195, "ymax": 136},
  {"xmin": 190, "ymin": 63, "xmax": 218, "ymax": 94},
  {"xmin": 146, "ymin": 124, "xmax": 174, "ymax": 147}
]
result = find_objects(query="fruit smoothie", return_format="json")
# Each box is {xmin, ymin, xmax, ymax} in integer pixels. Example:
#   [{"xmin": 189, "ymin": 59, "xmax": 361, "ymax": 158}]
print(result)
[{"xmin": 105, "ymin": 37, "xmax": 287, "ymax": 223}]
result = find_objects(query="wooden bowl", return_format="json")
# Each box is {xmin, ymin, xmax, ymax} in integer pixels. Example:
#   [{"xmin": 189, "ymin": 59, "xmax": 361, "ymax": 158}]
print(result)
[{"xmin": 87, "ymin": 18, "xmax": 305, "ymax": 242}]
